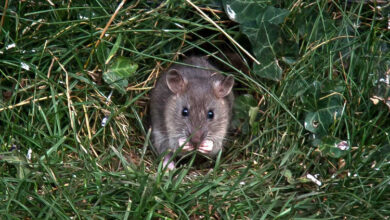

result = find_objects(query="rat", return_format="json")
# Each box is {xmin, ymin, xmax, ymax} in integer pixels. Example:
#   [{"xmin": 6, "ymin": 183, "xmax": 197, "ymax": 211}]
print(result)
[{"xmin": 150, "ymin": 56, "xmax": 234, "ymax": 170}]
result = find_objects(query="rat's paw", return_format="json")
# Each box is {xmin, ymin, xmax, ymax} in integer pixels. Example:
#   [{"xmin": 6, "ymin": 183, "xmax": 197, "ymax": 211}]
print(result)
[
  {"xmin": 182, "ymin": 145, "xmax": 194, "ymax": 151},
  {"xmin": 198, "ymin": 140, "xmax": 214, "ymax": 154},
  {"xmin": 179, "ymin": 138, "xmax": 194, "ymax": 151},
  {"xmin": 163, "ymin": 155, "xmax": 175, "ymax": 170}
]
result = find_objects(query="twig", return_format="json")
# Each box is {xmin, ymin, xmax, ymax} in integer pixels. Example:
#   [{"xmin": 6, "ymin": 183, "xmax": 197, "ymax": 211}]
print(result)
[
  {"xmin": 0, "ymin": 93, "xmax": 65, "ymax": 112},
  {"xmin": 84, "ymin": 0, "xmax": 127, "ymax": 68},
  {"xmin": 79, "ymin": 97, "xmax": 99, "ymax": 158},
  {"xmin": 49, "ymin": 50, "xmax": 88, "ymax": 154},
  {"xmin": 0, "ymin": 0, "xmax": 9, "ymax": 28}
]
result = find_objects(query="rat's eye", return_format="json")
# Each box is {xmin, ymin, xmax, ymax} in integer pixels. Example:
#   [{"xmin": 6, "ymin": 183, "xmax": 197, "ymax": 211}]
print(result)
[
  {"xmin": 207, "ymin": 110, "xmax": 214, "ymax": 119},
  {"xmin": 182, "ymin": 107, "xmax": 189, "ymax": 117}
]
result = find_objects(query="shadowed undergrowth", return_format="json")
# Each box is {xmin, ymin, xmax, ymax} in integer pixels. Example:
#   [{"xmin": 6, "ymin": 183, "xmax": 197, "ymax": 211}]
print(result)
[{"xmin": 0, "ymin": 0, "xmax": 389, "ymax": 219}]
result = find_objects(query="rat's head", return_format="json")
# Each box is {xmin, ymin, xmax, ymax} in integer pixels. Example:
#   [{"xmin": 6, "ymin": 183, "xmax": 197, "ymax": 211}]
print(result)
[{"xmin": 164, "ymin": 69, "xmax": 234, "ymax": 157}]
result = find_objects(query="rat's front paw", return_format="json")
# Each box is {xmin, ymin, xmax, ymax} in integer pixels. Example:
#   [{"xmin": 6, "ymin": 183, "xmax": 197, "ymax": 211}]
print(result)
[
  {"xmin": 198, "ymin": 140, "xmax": 214, "ymax": 154},
  {"xmin": 163, "ymin": 155, "xmax": 175, "ymax": 170},
  {"xmin": 179, "ymin": 138, "xmax": 195, "ymax": 151}
]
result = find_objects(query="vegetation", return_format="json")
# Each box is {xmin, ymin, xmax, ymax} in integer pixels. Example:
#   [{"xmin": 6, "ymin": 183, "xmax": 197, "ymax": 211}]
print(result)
[{"xmin": 1, "ymin": 0, "xmax": 389, "ymax": 219}]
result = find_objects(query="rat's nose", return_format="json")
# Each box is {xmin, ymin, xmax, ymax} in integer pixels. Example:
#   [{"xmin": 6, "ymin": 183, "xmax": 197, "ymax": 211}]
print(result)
[{"xmin": 190, "ymin": 130, "xmax": 204, "ymax": 146}]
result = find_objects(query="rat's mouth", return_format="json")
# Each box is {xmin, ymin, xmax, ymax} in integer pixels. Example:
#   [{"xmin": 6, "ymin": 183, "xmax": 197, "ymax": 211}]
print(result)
[{"xmin": 178, "ymin": 138, "xmax": 214, "ymax": 154}]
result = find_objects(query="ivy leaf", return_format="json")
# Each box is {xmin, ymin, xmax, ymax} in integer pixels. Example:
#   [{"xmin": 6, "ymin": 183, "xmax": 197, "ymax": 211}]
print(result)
[
  {"xmin": 234, "ymin": 94, "xmax": 257, "ymax": 119},
  {"xmin": 232, "ymin": 94, "xmax": 257, "ymax": 134},
  {"xmin": 317, "ymin": 136, "xmax": 350, "ymax": 158},
  {"xmin": 304, "ymin": 94, "xmax": 343, "ymax": 135},
  {"xmin": 103, "ymin": 57, "xmax": 138, "ymax": 94},
  {"xmin": 252, "ymin": 58, "xmax": 283, "ymax": 81},
  {"xmin": 260, "ymin": 6, "xmax": 290, "ymax": 25},
  {"xmin": 223, "ymin": 1, "xmax": 266, "ymax": 24},
  {"xmin": 1, "ymin": 154, "xmax": 31, "ymax": 179},
  {"xmin": 222, "ymin": 0, "xmax": 289, "ymax": 81}
]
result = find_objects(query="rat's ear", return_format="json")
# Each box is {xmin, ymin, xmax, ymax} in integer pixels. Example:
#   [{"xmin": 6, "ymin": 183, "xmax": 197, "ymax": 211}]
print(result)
[
  {"xmin": 166, "ymin": 69, "xmax": 187, "ymax": 94},
  {"xmin": 213, "ymin": 75, "xmax": 234, "ymax": 98}
]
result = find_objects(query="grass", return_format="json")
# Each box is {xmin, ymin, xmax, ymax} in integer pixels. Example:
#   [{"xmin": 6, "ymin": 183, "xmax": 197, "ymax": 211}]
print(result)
[{"xmin": 1, "ymin": 0, "xmax": 389, "ymax": 219}]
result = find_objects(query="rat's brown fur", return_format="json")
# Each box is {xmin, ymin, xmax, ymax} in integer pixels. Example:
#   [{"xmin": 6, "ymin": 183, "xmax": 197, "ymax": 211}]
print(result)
[{"xmin": 150, "ymin": 56, "xmax": 234, "ymax": 168}]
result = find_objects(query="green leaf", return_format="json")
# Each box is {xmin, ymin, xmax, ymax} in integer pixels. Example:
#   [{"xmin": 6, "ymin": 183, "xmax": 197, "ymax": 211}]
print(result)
[
  {"xmin": 103, "ymin": 57, "xmax": 138, "ymax": 94},
  {"xmin": 222, "ymin": 0, "xmax": 289, "ymax": 80},
  {"xmin": 234, "ymin": 94, "xmax": 257, "ymax": 119},
  {"xmin": 106, "ymin": 33, "xmax": 122, "ymax": 64},
  {"xmin": 367, "ymin": 144, "xmax": 390, "ymax": 163},
  {"xmin": 304, "ymin": 94, "xmax": 343, "ymax": 135},
  {"xmin": 223, "ymin": 0, "xmax": 266, "ymax": 24},
  {"xmin": 281, "ymin": 169, "xmax": 294, "ymax": 184},
  {"xmin": 96, "ymin": 41, "xmax": 109, "ymax": 65},
  {"xmin": 232, "ymin": 94, "xmax": 258, "ymax": 134},
  {"xmin": 253, "ymin": 59, "xmax": 283, "ymax": 81},
  {"xmin": 317, "ymin": 136, "xmax": 350, "ymax": 158},
  {"xmin": 1, "ymin": 154, "xmax": 31, "ymax": 179},
  {"xmin": 248, "ymin": 106, "xmax": 260, "ymax": 134},
  {"xmin": 257, "ymin": 5, "xmax": 289, "ymax": 25},
  {"xmin": 248, "ymin": 106, "xmax": 259, "ymax": 127}
]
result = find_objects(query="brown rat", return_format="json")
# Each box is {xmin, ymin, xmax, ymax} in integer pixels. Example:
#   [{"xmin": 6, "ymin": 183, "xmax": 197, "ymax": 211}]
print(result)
[{"xmin": 150, "ymin": 56, "xmax": 234, "ymax": 169}]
